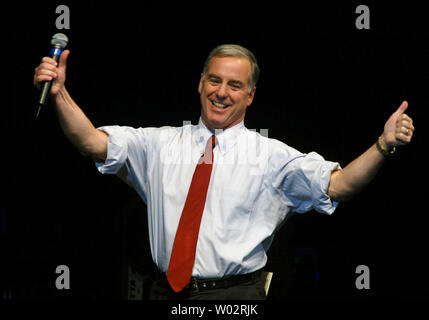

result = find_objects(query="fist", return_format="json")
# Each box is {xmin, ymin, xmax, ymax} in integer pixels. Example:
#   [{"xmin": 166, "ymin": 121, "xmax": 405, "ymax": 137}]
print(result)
[
  {"xmin": 33, "ymin": 49, "xmax": 70, "ymax": 96},
  {"xmin": 382, "ymin": 101, "xmax": 415, "ymax": 149}
]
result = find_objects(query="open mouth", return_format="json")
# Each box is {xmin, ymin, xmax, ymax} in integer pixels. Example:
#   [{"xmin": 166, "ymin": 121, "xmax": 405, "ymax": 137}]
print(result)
[{"xmin": 210, "ymin": 99, "xmax": 231, "ymax": 109}]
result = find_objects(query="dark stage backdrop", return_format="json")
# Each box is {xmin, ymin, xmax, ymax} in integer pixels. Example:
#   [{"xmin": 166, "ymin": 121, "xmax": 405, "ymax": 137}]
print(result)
[{"xmin": 2, "ymin": 2, "xmax": 428, "ymax": 301}]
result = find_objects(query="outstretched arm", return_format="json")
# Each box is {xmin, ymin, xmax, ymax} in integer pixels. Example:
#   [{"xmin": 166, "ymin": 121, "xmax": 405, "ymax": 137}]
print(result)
[
  {"xmin": 327, "ymin": 101, "xmax": 414, "ymax": 202},
  {"xmin": 34, "ymin": 50, "xmax": 108, "ymax": 160}
]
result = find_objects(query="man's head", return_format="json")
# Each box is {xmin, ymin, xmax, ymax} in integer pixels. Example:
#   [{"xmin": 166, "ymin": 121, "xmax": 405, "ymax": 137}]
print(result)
[{"xmin": 198, "ymin": 44, "xmax": 260, "ymax": 130}]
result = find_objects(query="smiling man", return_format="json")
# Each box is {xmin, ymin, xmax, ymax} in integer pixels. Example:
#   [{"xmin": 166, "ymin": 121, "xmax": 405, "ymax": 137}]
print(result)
[
  {"xmin": 34, "ymin": 44, "xmax": 414, "ymax": 300},
  {"xmin": 199, "ymin": 51, "xmax": 257, "ymax": 130}
]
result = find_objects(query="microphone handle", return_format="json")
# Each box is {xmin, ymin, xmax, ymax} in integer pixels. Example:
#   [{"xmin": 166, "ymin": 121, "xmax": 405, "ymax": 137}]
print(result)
[{"xmin": 38, "ymin": 47, "xmax": 64, "ymax": 106}]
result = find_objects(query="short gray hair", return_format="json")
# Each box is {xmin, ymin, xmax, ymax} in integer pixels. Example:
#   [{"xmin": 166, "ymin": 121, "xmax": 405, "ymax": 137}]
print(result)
[{"xmin": 202, "ymin": 44, "xmax": 260, "ymax": 93}]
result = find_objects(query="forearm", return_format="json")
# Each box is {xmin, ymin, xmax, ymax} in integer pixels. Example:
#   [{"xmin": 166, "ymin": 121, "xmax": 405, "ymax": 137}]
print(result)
[
  {"xmin": 52, "ymin": 87, "xmax": 107, "ymax": 159},
  {"xmin": 328, "ymin": 140, "xmax": 386, "ymax": 202}
]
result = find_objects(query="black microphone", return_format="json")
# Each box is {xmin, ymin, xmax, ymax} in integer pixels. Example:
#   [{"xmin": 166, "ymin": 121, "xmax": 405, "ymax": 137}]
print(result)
[{"xmin": 36, "ymin": 33, "xmax": 69, "ymax": 117}]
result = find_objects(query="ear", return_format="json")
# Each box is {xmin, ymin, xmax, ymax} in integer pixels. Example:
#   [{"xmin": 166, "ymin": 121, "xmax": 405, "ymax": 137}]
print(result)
[
  {"xmin": 246, "ymin": 87, "xmax": 256, "ymax": 107},
  {"xmin": 198, "ymin": 73, "xmax": 204, "ymax": 94}
]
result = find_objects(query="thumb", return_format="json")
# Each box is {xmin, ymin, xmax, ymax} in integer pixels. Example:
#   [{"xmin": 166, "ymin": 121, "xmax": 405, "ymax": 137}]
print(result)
[
  {"xmin": 395, "ymin": 100, "xmax": 408, "ymax": 115},
  {"xmin": 58, "ymin": 49, "xmax": 70, "ymax": 71}
]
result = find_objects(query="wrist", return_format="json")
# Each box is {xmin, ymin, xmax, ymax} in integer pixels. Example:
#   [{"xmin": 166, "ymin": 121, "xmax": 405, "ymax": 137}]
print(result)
[
  {"xmin": 376, "ymin": 135, "xmax": 396, "ymax": 157},
  {"xmin": 379, "ymin": 135, "xmax": 389, "ymax": 150},
  {"xmin": 51, "ymin": 86, "xmax": 67, "ymax": 103}
]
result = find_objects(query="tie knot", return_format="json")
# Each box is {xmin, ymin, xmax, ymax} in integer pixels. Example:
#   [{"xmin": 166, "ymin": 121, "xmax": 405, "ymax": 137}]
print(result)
[
  {"xmin": 200, "ymin": 135, "xmax": 216, "ymax": 164},
  {"xmin": 209, "ymin": 135, "xmax": 216, "ymax": 149}
]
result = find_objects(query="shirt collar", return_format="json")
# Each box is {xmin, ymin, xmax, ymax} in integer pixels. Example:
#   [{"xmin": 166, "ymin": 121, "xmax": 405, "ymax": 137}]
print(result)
[{"xmin": 194, "ymin": 117, "xmax": 246, "ymax": 155}]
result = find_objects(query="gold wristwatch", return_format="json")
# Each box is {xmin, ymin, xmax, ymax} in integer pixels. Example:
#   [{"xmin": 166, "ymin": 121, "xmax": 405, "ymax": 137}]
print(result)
[{"xmin": 376, "ymin": 136, "xmax": 396, "ymax": 157}]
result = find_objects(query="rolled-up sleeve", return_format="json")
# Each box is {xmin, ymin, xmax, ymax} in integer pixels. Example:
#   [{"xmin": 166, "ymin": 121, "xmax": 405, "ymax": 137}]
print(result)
[
  {"xmin": 95, "ymin": 125, "xmax": 129, "ymax": 174},
  {"xmin": 275, "ymin": 149, "xmax": 341, "ymax": 215},
  {"xmin": 305, "ymin": 152, "xmax": 341, "ymax": 214},
  {"xmin": 93, "ymin": 125, "xmax": 152, "ymax": 203}
]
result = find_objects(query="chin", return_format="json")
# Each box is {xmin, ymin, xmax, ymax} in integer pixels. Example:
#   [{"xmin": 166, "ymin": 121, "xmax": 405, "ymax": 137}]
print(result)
[
  {"xmin": 206, "ymin": 119, "xmax": 226, "ymax": 130},
  {"xmin": 202, "ymin": 112, "xmax": 225, "ymax": 129}
]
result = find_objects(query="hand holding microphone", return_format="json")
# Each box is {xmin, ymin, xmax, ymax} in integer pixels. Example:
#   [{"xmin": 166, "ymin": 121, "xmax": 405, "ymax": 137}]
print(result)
[
  {"xmin": 34, "ymin": 33, "xmax": 70, "ymax": 117},
  {"xmin": 32, "ymin": 34, "xmax": 108, "ymax": 158}
]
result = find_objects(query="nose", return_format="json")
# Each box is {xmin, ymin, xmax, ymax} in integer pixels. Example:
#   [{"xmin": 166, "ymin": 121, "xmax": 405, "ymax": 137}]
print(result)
[{"xmin": 216, "ymin": 83, "xmax": 228, "ymax": 101}]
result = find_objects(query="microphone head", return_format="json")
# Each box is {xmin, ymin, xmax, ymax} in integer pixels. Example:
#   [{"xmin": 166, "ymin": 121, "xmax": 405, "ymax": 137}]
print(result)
[{"xmin": 51, "ymin": 33, "xmax": 69, "ymax": 49}]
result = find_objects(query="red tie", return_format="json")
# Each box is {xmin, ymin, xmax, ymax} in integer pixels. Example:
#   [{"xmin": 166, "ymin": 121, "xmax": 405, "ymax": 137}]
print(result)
[{"xmin": 167, "ymin": 135, "xmax": 216, "ymax": 292}]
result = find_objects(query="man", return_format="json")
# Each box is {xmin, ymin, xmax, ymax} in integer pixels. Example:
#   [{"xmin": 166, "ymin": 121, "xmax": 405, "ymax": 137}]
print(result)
[{"xmin": 34, "ymin": 44, "xmax": 414, "ymax": 300}]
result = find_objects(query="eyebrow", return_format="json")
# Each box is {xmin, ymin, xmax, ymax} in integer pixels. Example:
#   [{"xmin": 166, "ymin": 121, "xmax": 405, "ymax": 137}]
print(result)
[
  {"xmin": 207, "ymin": 74, "xmax": 244, "ymax": 87},
  {"xmin": 207, "ymin": 74, "xmax": 221, "ymax": 81}
]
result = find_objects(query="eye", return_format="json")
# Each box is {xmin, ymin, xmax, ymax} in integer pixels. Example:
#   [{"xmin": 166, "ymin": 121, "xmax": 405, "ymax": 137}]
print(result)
[
  {"xmin": 229, "ymin": 82, "xmax": 243, "ymax": 91},
  {"xmin": 207, "ymin": 76, "xmax": 221, "ymax": 85}
]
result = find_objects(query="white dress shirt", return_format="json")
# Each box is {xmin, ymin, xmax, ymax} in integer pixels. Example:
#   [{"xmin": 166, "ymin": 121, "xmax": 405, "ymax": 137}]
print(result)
[{"xmin": 95, "ymin": 118, "xmax": 341, "ymax": 279}]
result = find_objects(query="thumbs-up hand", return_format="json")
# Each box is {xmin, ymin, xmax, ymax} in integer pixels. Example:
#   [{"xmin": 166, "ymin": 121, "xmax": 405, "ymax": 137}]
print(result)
[
  {"xmin": 381, "ymin": 101, "xmax": 415, "ymax": 149},
  {"xmin": 33, "ymin": 49, "xmax": 70, "ymax": 96}
]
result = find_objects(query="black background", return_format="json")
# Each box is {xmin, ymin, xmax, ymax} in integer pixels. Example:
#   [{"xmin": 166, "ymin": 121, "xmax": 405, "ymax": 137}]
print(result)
[{"xmin": 1, "ymin": 1, "xmax": 428, "ymax": 301}]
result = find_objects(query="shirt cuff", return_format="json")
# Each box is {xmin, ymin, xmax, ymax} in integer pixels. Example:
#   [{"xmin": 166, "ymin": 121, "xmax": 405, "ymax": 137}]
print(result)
[
  {"xmin": 310, "ymin": 154, "xmax": 341, "ymax": 215},
  {"xmin": 94, "ymin": 125, "xmax": 128, "ymax": 174}
]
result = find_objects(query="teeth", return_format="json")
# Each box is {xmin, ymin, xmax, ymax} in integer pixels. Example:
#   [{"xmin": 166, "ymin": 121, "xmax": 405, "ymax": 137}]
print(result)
[{"xmin": 212, "ymin": 101, "xmax": 227, "ymax": 108}]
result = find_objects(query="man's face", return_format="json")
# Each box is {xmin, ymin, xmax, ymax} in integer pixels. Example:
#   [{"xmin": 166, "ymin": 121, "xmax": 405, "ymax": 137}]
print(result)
[{"xmin": 198, "ymin": 56, "xmax": 256, "ymax": 130}]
